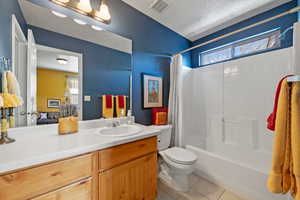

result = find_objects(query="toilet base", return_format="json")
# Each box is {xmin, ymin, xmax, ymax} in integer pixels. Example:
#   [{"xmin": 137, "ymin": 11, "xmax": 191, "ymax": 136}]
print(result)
[{"xmin": 159, "ymin": 166, "xmax": 190, "ymax": 192}]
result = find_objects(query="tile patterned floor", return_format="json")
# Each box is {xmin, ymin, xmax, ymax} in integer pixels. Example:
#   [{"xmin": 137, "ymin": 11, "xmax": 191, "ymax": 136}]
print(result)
[{"xmin": 157, "ymin": 174, "xmax": 245, "ymax": 200}]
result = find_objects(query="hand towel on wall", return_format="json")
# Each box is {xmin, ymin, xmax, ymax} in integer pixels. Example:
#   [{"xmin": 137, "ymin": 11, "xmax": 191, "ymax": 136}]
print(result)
[
  {"xmin": 267, "ymin": 79, "xmax": 300, "ymax": 199},
  {"xmin": 102, "ymin": 95, "xmax": 114, "ymax": 118},
  {"xmin": 116, "ymin": 95, "xmax": 126, "ymax": 118}
]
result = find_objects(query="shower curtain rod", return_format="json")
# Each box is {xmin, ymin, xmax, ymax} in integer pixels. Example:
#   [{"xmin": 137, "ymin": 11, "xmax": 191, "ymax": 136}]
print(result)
[{"xmin": 173, "ymin": 6, "xmax": 300, "ymax": 57}]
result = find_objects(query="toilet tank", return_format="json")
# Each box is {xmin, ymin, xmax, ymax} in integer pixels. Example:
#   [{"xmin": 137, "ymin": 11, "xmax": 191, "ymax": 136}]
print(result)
[{"xmin": 150, "ymin": 125, "xmax": 172, "ymax": 151}]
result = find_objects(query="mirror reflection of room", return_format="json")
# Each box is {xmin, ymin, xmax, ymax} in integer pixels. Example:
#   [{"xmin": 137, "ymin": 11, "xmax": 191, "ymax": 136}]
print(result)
[
  {"xmin": 10, "ymin": 0, "xmax": 132, "ymax": 128},
  {"xmin": 36, "ymin": 47, "xmax": 80, "ymax": 125}
]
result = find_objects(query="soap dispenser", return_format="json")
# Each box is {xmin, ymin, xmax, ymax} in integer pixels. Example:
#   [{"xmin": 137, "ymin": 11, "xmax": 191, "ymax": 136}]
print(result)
[{"xmin": 127, "ymin": 110, "xmax": 134, "ymax": 125}]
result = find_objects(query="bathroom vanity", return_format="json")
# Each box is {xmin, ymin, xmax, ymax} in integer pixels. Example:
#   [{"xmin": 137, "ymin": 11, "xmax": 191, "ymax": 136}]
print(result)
[{"xmin": 0, "ymin": 120, "xmax": 160, "ymax": 200}]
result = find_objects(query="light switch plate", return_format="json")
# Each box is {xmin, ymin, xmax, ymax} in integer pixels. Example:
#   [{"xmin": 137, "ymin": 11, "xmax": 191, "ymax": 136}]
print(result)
[{"xmin": 84, "ymin": 96, "xmax": 91, "ymax": 102}]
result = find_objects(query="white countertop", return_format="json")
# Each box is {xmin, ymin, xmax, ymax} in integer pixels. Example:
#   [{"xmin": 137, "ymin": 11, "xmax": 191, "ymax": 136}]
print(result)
[{"xmin": 0, "ymin": 119, "xmax": 160, "ymax": 174}]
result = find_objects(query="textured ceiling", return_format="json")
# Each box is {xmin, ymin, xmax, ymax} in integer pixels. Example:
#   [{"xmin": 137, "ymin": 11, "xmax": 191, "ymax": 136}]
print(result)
[{"xmin": 122, "ymin": 0, "xmax": 292, "ymax": 41}]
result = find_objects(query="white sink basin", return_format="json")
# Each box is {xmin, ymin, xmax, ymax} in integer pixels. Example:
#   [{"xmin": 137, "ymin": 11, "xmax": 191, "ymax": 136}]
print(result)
[{"xmin": 98, "ymin": 125, "xmax": 142, "ymax": 137}]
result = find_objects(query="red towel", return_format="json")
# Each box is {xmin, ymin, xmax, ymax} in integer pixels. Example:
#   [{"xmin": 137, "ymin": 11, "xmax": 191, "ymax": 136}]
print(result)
[
  {"xmin": 267, "ymin": 75, "xmax": 293, "ymax": 131},
  {"xmin": 118, "ymin": 95, "xmax": 125, "ymax": 108},
  {"xmin": 106, "ymin": 95, "xmax": 113, "ymax": 109}
]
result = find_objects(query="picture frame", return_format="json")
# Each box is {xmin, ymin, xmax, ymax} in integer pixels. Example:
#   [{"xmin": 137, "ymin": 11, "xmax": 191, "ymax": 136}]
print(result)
[
  {"xmin": 142, "ymin": 73, "xmax": 163, "ymax": 108},
  {"xmin": 47, "ymin": 99, "xmax": 61, "ymax": 108}
]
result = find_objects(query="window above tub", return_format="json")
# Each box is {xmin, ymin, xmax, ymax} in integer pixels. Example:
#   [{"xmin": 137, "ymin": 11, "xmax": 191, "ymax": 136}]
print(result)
[{"xmin": 199, "ymin": 29, "xmax": 281, "ymax": 66}]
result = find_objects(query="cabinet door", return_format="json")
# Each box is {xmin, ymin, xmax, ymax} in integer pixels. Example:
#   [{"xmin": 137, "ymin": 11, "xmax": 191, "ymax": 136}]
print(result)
[
  {"xmin": 0, "ymin": 154, "xmax": 93, "ymax": 200},
  {"xmin": 99, "ymin": 153, "xmax": 157, "ymax": 200},
  {"xmin": 32, "ymin": 178, "xmax": 92, "ymax": 200}
]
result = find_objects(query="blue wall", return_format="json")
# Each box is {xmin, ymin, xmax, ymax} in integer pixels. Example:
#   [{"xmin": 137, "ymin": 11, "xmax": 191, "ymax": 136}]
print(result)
[
  {"xmin": 29, "ymin": 26, "xmax": 132, "ymax": 120},
  {"xmin": 27, "ymin": 0, "xmax": 191, "ymax": 124},
  {"xmin": 298, "ymin": 0, "xmax": 300, "ymax": 20},
  {"xmin": 191, "ymin": 0, "xmax": 298, "ymax": 68},
  {"xmin": 0, "ymin": 0, "xmax": 27, "ymax": 61}
]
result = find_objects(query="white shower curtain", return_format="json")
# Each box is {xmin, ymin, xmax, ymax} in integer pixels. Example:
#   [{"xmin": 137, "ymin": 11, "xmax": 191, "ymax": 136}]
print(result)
[{"xmin": 168, "ymin": 54, "xmax": 184, "ymax": 147}]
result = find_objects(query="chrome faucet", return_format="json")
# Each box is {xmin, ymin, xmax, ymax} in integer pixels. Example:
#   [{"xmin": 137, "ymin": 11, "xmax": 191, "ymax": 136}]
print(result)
[{"xmin": 112, "ymin": 121, "xmax": 121, "ymax": 127}]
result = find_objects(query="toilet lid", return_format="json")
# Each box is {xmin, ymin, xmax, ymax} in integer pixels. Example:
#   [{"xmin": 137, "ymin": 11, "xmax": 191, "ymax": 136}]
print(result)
[{"xmin": 164, "ymin": 147, "xmax": 197, "ymax": 165}]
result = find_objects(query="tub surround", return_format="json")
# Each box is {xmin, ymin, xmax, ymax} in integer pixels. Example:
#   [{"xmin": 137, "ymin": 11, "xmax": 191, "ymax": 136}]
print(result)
[{"xmin": 0, "ymin": 118, "xmax": 160, "ymax": 174}]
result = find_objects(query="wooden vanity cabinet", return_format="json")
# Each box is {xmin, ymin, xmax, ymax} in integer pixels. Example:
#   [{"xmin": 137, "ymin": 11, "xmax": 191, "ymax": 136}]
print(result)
[
  {"xmin": 31, "ymin": 178, "xmax": 92, "ymax": 200},
  {"xmin": 0, "ymin": 153, "xmax": 93, "ymax": 200},
  {"xmin": 0, "ymin": 136, "xmax": 157, "ymax": 200},
  {"xmin": 99, "ymin": 153, "xmax": 157, "ymax": 200},
  {"xmin": 98, "ymin": 136, "xmax": 158, "ymax": 200}
]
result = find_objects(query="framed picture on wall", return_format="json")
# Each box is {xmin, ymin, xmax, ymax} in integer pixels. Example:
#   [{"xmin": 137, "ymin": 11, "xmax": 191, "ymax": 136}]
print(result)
[
  {"xmin": 142, "ymin": 73, "xmax": 163, "ymax": 108},
  {"xmin": 48, "ymin": 99, "xmax": 61, "ymax": 108}
]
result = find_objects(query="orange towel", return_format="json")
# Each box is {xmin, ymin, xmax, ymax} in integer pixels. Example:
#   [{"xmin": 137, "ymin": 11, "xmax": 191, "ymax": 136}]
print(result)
[
  {"xmin": 102, "ymin": 95, "xmax": 114, "ymax": 118},
  {"xmin": 267, "ymin": 80, "xmax": 300, "ymax": 199},
  {"xmin": 116, "ymin": 95, "xmax": 126, "ymax": 118}
]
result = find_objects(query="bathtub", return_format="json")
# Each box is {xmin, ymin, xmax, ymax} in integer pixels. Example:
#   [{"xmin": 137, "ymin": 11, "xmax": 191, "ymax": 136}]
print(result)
[
  {"xmin": 181, "ymin": 48, "xmax": 295, "ymax": 200},
  {"xmin": 186, "ymin": 145, "xmax": 290, "ymax": 200}
]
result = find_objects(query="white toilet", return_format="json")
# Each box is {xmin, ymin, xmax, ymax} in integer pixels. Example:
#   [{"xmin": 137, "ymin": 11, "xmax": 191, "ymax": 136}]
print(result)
[{"xmin": 152, "ymin": 125, "xmax": 198, "ymax": 192}]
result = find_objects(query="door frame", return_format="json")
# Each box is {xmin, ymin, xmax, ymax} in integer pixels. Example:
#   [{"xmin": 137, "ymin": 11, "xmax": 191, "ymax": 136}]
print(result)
[
  {"xmin": 36, "ymin": 45, "xmax": 83, "ymax": 120},
  {"xmin": 12, "ymin": 14, "xmax": 27, "ymax": 127},
  {"xmin": 12, "ymin": 14, "xmax": 27, "ymax": 73}
]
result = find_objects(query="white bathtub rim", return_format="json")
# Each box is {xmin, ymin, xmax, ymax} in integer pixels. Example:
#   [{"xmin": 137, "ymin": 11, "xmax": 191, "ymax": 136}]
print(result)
[{"xmin": 186, "ymin": 145, "xmax": 269, "ymax": 175}]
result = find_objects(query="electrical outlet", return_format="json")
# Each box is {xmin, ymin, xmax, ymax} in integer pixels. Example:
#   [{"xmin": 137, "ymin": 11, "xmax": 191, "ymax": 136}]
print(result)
[{"xmin": 84, "ymin": 96, "xmax": 91, "ymax": 102}]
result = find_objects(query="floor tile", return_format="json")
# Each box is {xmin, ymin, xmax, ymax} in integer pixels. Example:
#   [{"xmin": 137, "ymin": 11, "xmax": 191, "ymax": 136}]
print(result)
[
  {"xmin": 158, "ymin": 176, "xmax": 208, "ymax": 200},
  {"xmin": 157, "ymin": 187, "xmax": 177, "ymax": 200},
  {"xmin": 158, "ymin": 174, "xmax": 243, "ymax": 200},
  {"xmin": 189, "ymin": 176, "xmax": 225, "ymax": 200},
  {"xmin": 219, "ymin": 191, "xmax": 244, "ymax": 200},
  {"xmin": 179, "ymin": 189, "xmax": 209, "ymax": 200},
  {"xmin": 158, "ymin": 179, "xmax": 182, "ymax": 199}
]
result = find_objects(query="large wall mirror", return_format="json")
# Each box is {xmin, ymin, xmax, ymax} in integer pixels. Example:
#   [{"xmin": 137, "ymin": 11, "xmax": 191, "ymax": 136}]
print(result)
[{"xmin": 9, "ymin": 0, "xmax": 132, "ymax": 127}]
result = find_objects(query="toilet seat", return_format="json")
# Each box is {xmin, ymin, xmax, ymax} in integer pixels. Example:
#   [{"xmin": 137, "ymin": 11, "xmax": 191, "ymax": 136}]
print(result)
[
  {"xmin": 161, "ymin": 153, "xmax": 194, "ymax": 171},
  {"xmin": 161, "ymin": 147, "xmax": 197, "ymax": 165}
]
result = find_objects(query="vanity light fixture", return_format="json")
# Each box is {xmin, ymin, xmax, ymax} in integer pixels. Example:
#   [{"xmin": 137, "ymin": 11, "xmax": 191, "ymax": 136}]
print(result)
[
  {"xmin": 91, "ymin": 25, "xmax": 103, "ymax": 31},
  {"xmin": 56, "ymin": 0, "xmax": 70, "ymax": 3},
  {"xmin": 57, "ymin": 57, "xmax": 68, "ymax": 65},
  {"xmin": 49, "ymin": 0, "xmax": 111, "ymax": 24},
  {"xmin": 73, "ymin": 18, "xmax": 87, "ymax": 25},
  {"xmin": 95, "ymin": 0, "xmax": 111, "ymax": 21},
  {"xmin": 77, "ymin": 0, "xmax": 92, "ymax": 13},
  {"xmin": 51, "ymin": 10, "xmax": 67, "ymax": 18}
]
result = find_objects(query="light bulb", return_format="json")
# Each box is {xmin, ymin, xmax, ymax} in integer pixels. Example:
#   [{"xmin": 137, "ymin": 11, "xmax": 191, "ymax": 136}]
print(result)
[
  {"xmin": 73, "ymin": 19, "xmax": 87, "ymax": 25},
  {"xmin": 51, "ymin": 11, "xmax": 67, "ymax": 18},
  {"xmin": 91, "ymin": 25, "xmax": 103, "ymax": 31},
  {"xmin": 77, "ymin": 0, "xmax": 92, "ymax": 13},
  {"xmin": 96, "ymin": 1, "xmax": 111, "ymax": 21},
  {"xmin": 56, "ymin": 0, "xmax": 70, "ymax": 3}
]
